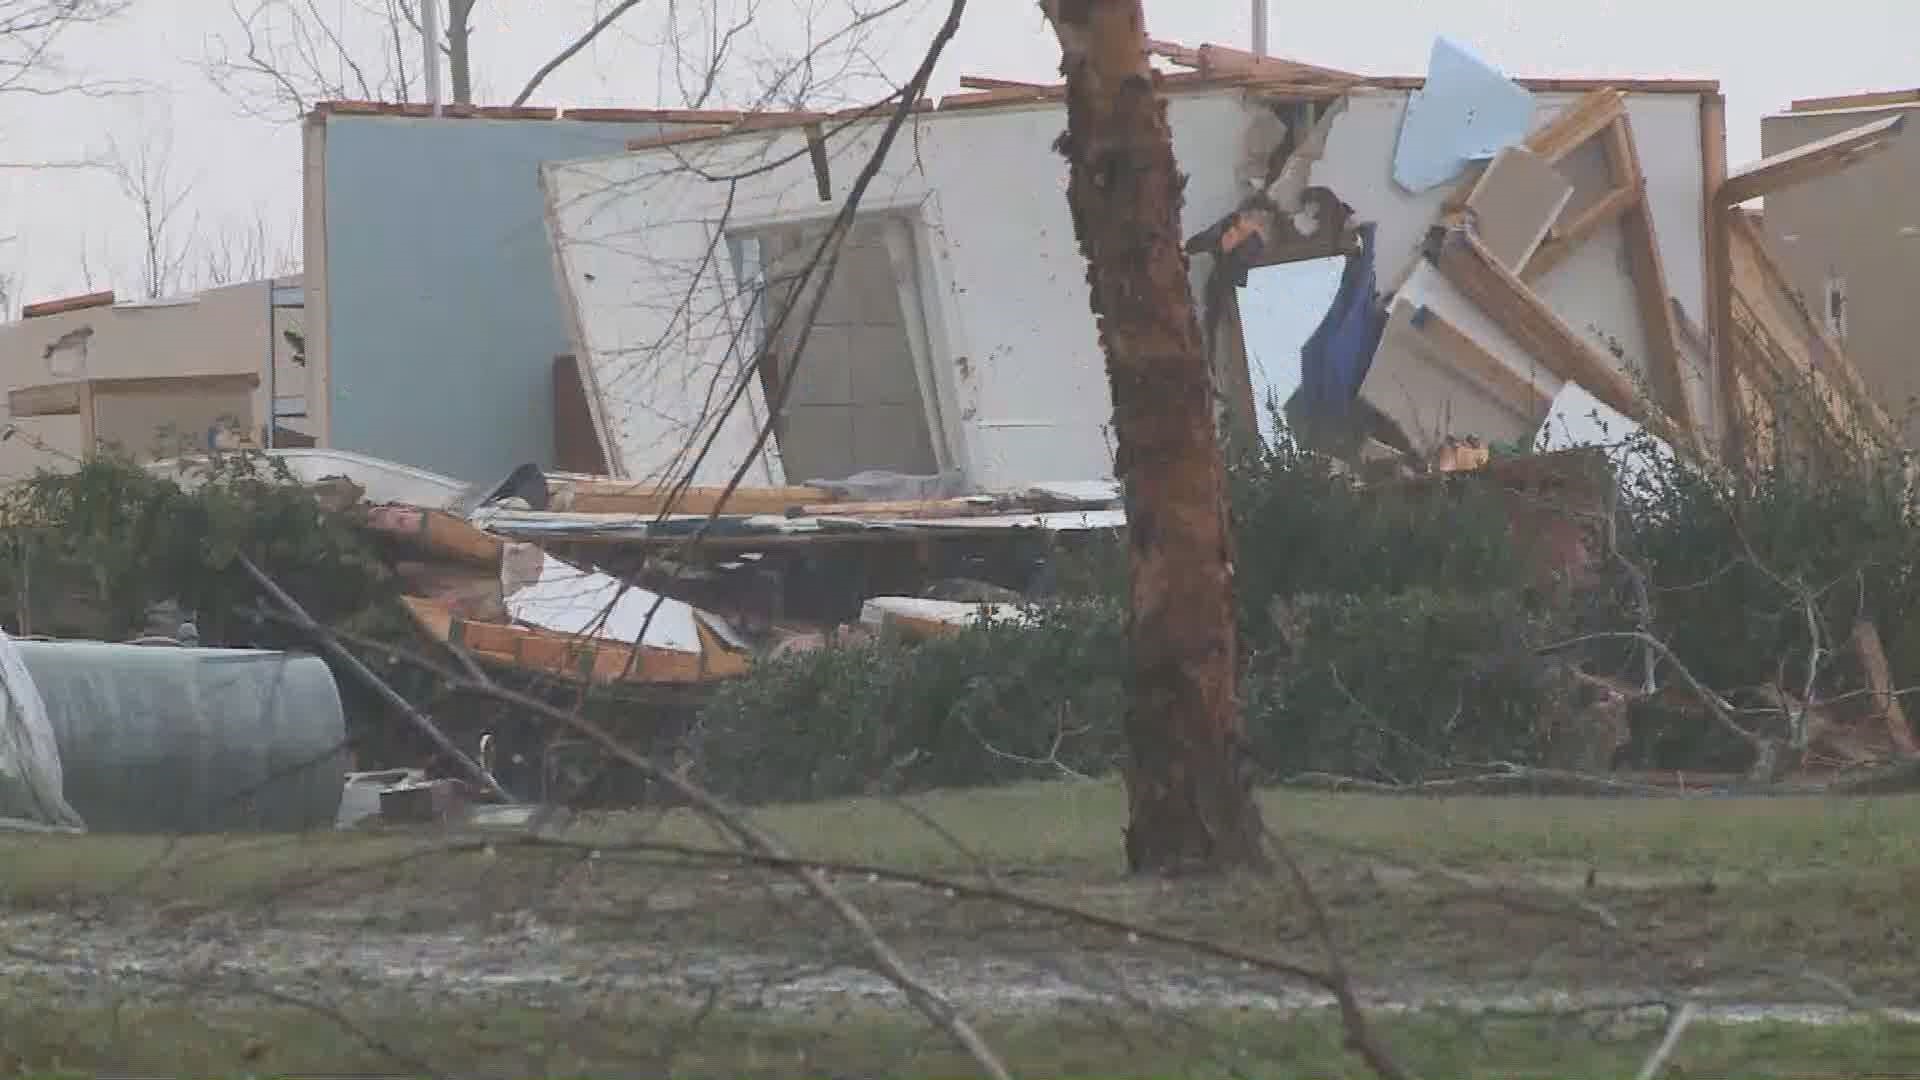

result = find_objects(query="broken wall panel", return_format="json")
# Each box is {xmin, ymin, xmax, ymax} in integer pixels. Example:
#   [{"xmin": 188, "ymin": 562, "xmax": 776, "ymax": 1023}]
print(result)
[
  {"xmin": 1358, "ymin": 293, "xmax": 1559, "ymax": 454},
  {"xmin": 1463, "ymin": 146, "xmax": 1574, "ymax": 271},
  {"xmin": 1312, "ymin": 87, "xmax": 1713, "ymax": 449},
  {"xmin": 1760, "ymin": 102, "xmax": 1920, "ymax": 445},
  {"xmin": 1310, "ymin": 87, "xmax": 1709, "ymax": 328},
  {"xmin": 542, "ymin": 93, "xmax": 1260, "ymax": 491},
  {"xmin": 303, "ymin": 112, "xmax": 689, "ymax": 483}
]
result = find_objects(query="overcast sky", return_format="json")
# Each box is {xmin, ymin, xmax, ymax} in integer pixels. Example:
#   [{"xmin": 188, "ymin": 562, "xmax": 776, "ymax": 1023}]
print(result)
[{"xmin": 1, "ymin": 0, "xmax": 1914, "ymax": 308}]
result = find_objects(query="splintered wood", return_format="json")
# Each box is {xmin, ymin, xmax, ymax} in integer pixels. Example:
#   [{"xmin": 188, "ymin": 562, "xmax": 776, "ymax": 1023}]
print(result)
[
  {"xmin": 1724, "ymin": 210, "xmax": 1894, "ymax": 465},
  {"xmin": 1720, "ymin": 114, "xmax": 1905, "ymax": 206}
]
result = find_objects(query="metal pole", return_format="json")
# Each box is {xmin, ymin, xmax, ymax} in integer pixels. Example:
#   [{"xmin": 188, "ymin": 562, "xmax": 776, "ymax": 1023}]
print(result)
[
  {"xmin": 422, "ymin": 0, "xmax": 443, "ymax": 115},
  {"xmin": 264, "ymin": 281, "xmax": 276, "ymax": 449},
  {"xmin": 1252, "ymin": 0, "xmax": 1268, "ymax": 57}
]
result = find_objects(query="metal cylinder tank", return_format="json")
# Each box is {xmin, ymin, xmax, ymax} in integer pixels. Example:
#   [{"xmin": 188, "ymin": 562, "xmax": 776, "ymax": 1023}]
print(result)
[{"xmin": 17, "ymin": 642, "xmax": 347, "ymax": 833}]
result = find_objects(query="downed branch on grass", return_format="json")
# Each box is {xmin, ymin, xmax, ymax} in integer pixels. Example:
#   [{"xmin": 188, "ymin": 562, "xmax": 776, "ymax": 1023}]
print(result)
[
  {"xmin": 1299, "ymin": 832, "xmax": 1623, "ymax": 932},
  {"xmin": 238, "ymin": 555, "xmax": 510, "ymax": 802},
  {"xmin": 1636, "ymin": 1001, "xmax": 1697, "ymax": 1080},
  {"xmin": 1852, "ymin": 619, "xmax": 1920, "ymax": 756},
  {"xmin": 3, "ymin": 943, "xmax": 449, "ymax": 1080},
  {"xmin": 1286, "ymin": 766, "xmax": 1681, "ymax": 798},
  {"xmin": 238, "ymin": 828, "xmax": 1347, "ymax": 997},
  {"xmin": 244, "ymin": 564, "xmax": 1014, "ymax": 1080},
  {"xmin": 1538, "ymin": 631, "xmax": 1782, "ymax": 779},
  {"xmin": 1271, "ymin": 837, "xmax": 1417, "ymax": 1080}
]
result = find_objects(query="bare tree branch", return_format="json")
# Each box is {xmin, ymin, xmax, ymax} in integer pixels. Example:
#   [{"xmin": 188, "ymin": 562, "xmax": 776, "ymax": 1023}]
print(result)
[
  {"xmin": 511, "ymin": 0, "xmax": 645, "ymax": 106},
  {"xmin": 107, "ymin": 123, "xmax": 199, "ymax": 300},
  {"xmin": 0, "ymin": 0, "xmax": 131, "ymax": 97}
]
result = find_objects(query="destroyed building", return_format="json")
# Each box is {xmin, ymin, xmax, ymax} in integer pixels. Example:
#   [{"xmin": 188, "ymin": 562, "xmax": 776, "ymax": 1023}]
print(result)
[
  {"xmin": 533, "ymin": 37, "xmax": 1888, "ymax": 490},
  {"xmin": 1758, "ymin": 87, "xmax": 1918, "ymax": 442},
  {"xmin": 3, "ymin": 36, "xmax": 1916, "ymax": 830}
]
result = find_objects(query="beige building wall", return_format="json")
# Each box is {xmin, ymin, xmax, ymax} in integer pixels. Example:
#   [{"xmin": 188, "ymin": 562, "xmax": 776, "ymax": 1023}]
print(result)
[
  {"xmin": 0, "ymin": 415, "xmax": 85, "ymax": 483},
  {"xmin": 0, "ymin": 278, "xmax": 312, "ymax": 475},
  {"xmin": 89, "ymin": 382, "xmax": 258, "ymax": 460},
  {"xmin": 1760, "ymin": 104, "xmax": 1920, "ymax": 441}
]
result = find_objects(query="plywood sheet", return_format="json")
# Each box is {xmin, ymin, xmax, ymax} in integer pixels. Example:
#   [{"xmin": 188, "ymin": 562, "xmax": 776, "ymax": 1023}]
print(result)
[
  {"xmin": 1464, "ymin": 146, "xmax": 1574, "ymax": 272},
  {"xmin": 1358, "ymin": 296, "xmax": 1556, "ymax": 454}
]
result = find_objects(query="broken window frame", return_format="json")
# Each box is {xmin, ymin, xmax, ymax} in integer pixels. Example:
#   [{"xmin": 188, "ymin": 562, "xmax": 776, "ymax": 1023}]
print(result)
[{"xmin": 723, "ymin": 202, "xmax": 964, "ymax": 483}]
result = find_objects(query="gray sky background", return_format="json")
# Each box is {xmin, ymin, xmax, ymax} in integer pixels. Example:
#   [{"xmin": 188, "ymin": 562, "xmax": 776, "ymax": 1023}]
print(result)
[{"xmin": 0, "ymin": 0, "xmax": 1913, "ymax": 307}]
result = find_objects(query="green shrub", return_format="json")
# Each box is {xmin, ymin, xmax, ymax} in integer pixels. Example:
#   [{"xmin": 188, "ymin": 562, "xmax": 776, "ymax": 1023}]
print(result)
[
  {"xmin": 0, "ymin": 450, "xmax": 392, "ymax": 642},
  {"xmin": 692, "ymin": 600, "xmax": 1128, "ymax": 803},
  {"xmin": 1243, "ymin": 587, "xmax": 1564, "ymax": 782},
  {"xmin": 1228, "ymin": 425, "xmax": 1525, "ymax": 651}
]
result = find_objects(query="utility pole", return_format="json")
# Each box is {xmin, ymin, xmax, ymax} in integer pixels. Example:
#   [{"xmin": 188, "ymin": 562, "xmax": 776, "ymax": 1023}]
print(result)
[
  {"xmin": 422, "ymin": 0, "xmax": 443, "ymax": 114},
  {"xmin": 1252, "ymin": 0, "xmax": 1268, "ymax": 57}
]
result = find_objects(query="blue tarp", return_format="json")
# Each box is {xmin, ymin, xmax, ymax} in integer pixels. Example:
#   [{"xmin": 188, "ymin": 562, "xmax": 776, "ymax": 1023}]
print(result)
[
  {"xmin": 1295, "ymin": 224, "xmax": 1386, "ymax": 420},
  {"xmin": 1392, "ymin": 37, "xmax": 1534, "ymax": 192}
]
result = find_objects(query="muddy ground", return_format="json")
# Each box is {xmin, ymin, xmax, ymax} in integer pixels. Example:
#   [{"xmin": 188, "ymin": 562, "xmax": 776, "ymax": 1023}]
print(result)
[{"xmin": 4, "ymin": 786, "xmax": 1919, "ymax": 1075}]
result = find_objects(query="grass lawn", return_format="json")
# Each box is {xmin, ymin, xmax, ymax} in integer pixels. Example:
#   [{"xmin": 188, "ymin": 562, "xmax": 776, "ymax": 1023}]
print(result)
[{"xmin": 4, "ymin": 781, "xmax": 1919, "ymax": 1077}]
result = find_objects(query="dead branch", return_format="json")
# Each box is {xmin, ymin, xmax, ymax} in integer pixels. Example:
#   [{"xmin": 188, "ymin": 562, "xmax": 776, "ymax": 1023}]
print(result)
[
  {"xmin": 957, "ymin": 700, "xmax": 1098, "ymax": 782},
  {"xmin": 1285, "ymin": 765, "xmax": 1681, "ymax": 799},
  {"xmin": 1635, "ymin": 1001, "xmax": 1696, "ymax": 1080},
  {"xmin": 553, "ymin": 0, "xmax": 965, "ymax": 691},
  {"xmin": 511, "ymin": 0, "xmax": 645, "ymax": 106},
  {"xmin": 247, "ymin": 554, "xmax": 1014, "ymax": 1080},
  {"xmin": 238, "ymin": 554, "xmax": 509, "ymax": 801},
  {"xmin": 1537, "ymin": 630, "xmax": 1777, "ymax": 774},
  {"xmin": 1270, "ymin": 837, "xmax": 1415, "ymax": 1080},
  {"xmin": 3, "ymin": 943, "xmax": 450, "ymax": 1080},
  {"xmin": 237, "ymin": 823, "xmax": 1347, "ymax": 998},
  {"xmin": 0, "ymin": 0, "xmax": 129, "ymax": 97},
  {"xmin": 107, "ymin": 124, "xmax": 198, "ymax": 300}
]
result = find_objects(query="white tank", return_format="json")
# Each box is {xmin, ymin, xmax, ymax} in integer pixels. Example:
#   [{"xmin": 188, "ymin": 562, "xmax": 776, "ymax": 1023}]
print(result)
[{"xmin": 16, "ymin": 641, "xmax": 348, "ymax": 834}]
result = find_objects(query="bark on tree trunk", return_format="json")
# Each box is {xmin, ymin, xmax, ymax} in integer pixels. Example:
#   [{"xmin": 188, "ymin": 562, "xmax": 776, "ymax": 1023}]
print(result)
[
  {"xmin": 448, "ymin": 0, "xmax": 475, "ymax": 105},
  {"xmin": 1041, "ymin": 0, "xmax": 1268, "ymax": 875}
]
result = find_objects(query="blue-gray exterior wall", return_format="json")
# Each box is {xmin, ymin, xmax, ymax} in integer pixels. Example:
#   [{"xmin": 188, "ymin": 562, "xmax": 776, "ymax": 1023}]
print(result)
[{"xmin": 320, "ymin": 116, "xmax": 668, "ymax": 484}]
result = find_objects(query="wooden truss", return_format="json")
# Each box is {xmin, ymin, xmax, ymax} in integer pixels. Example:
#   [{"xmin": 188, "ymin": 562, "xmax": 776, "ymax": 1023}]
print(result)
[
  {"xmin": 1428, "ymin": 88, "xmax": 1700, "ymax": 452},
  {"xmin": 1425, "ymin": 86, "xmax": 1895, "ymax": 476}
]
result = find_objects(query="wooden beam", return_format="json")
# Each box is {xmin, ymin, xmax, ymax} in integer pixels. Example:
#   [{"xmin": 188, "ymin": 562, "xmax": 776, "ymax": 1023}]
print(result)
[
  {"xmin": 1428, "ymin": 225, "xmax": 1687, "ymax": 452},
  {"xmin": 1144, "ymin": 38, "xmax": 1361, "ymax": 85},
  {"xmin": 1699, "ymin": 93, "xmax": 1739, "ymax": 468},
  {"xmin": 1408, "ymin": 304, "xmax": 1556, "ymax": 417},
  {"xmin": 959, "ymin": 75, "xmax": 1045, "ymax": 91},
  {"xmin": 1790, "ymin": 88, "xmax": 1920, "ymax": 113},
  {"xmin": 1720, "ymin": 114, "xmax": 1905, "ymax": 206},
  {"xmin": 1604, "ymin": 115, "xmax": 1696, "ymax": 434},
  {"xmin": 1728, "ymin": 209, "xmax": 1892, "ymax": 439},
  {"xmin": 1443, "ymin": 87, "xmax": 1625, "ymax": 217},
  {"xmin": 1528, "ymin": 88, "xmax": 1627, "ymax": 164},
  {"xmin": 20, "ymin": 290, "xmax": 114, "ymax": 319},
  {"xmin": 1193, "ymin": 43, "xmax": 1361, "ymax": 84},
  {"xmin": 1145, "ymin": 38, "xmax": 1204, "ymax": 69},
  {"xmin": 1521, "ymin": 184, "xmax": 1640, "ymax": 281},
  {"xmin": 560, "ymin": 482, "xmax": 831, "ymax": 515}
]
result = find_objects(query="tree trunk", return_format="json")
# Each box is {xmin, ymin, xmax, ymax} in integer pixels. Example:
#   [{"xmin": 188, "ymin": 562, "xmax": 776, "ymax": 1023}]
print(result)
[
  {"xmin": 1041, "ymin": 0, "xmax": 1268, "ymax": 875},
  {"xmin": 448, "ymin": 0, "xmax": 475, "ymax": 105}
]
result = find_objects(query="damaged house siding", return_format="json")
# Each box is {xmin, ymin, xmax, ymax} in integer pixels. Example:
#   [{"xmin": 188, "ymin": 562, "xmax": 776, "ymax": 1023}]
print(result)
[
  {"xmin": 302, "ymin": 112, "xmax": 685, "ymax": 485},
  {"xmin": 1759, "ymin": 101, "xmax": 1920, "ymax": 444},
  {"xmin": 542, "ymin": 81, "xmax": 1728, "ymax": 489},
  {"xmin": 1313, "ymin": 88, "xmax": 1716, "ymax": 452},
  {"xmin": 542, "ymin": 93, "xmax": 1255, "ymax": 490},
  {"xmin": 0, "ymin": 280, "xmax": 300, "ymax": 477}
]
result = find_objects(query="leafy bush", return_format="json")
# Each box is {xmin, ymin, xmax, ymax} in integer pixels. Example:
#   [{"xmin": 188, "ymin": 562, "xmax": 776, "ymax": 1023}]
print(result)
[
  {"xmin": 1228, "ymin": 425, "xmax": 1526, "ymax": 651},
  {"xmin": 1243, "ymin": 587, "xmax": 1565, "ymax": 782},
  {"xmin": 693, "ymin": 418, "xmax": 1545, "ymax": 798},
  {"xmin": 1613, "ymin": 429, "xmax": 1920, "ymax": 766},
  {"xmin": 0, "ymin": 450, "xmax": 393, "ymax": 643},
  {"xmin": 692, "ymin": 600, "xmax": 1128, "ymax": 803}
]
